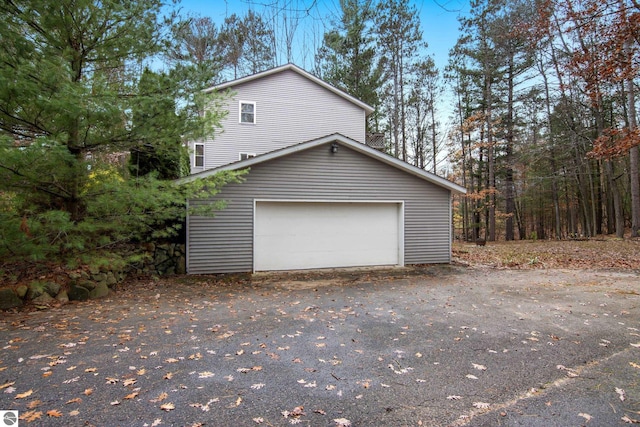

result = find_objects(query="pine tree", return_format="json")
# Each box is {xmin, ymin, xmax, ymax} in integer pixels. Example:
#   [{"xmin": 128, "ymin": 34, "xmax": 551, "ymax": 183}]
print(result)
[
  {"xmin": 0, "ymin": 0, "xmax": 239, "ymax": 261},
  {"xmin": 375, "ymin": 0, "xmax": 425, "ymax": 160},
  {"xmin": 316, "ymin": 0, "xmax": 383, "ymax": 131}
]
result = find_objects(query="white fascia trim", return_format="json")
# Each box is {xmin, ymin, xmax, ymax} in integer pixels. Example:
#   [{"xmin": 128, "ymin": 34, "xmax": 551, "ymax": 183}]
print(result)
[{"xmin": 253, "ymin": 198, "xmax": 405, "ymax": 204}]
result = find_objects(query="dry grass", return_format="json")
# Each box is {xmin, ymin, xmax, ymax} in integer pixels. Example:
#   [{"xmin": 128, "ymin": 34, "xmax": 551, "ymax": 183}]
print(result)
[{"xmin": 453, "ymin": 238, "xmax": 640, "ymax": 270}]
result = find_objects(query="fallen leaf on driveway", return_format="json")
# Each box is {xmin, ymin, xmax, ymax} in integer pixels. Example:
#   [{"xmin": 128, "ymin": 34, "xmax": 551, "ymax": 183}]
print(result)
[
  {"xmin": 334, "ymin": 418, "xmax": 351, "ymax": 426},
  {"xmin": 27, "ymin": 400, "xmax": 42, "ymax": 409},
  {"xmin": 15, "ymin": 389, "xmax": 33, "ymax": 399},
  {"xmin": 616, "ymin": 388, "xmax": 626, "ymax": 401},
  {"xmin": 622, "ymin": 415, "xmax": 640, "ymax": 423},
  {"xmin": 46, "ymin": 409, "xmax": 63, "ymax": 417},
  {"xmin": 123, "ymin": 378, "xmax": 137, "ymax": 386},
  {"xmin": 579, "ymin": 413, "xmax": 592, "ymax": 422},
  {"xmin": 19, "ymin": 411, "xmax": 42, "ymax": 422},
  {"xmin": 473, "ymin": 402, "xmax": 490, "ymax": 409},
  {"xmin": 151, "ymin": 392, "xmax": 168, "ymax": 403},
  {"xmin": 160, "ymin": 402, "xmax": 175, "ymax": 411}
]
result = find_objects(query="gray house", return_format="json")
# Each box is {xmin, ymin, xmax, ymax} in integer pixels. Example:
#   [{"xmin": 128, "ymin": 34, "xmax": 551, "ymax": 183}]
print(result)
[
  {"xmin": 184, "ymin": 65, "xmax": 466, "ymax": 274},
  {"xmin": 190, "ymin": 64, "xmax": 373, "ymax": 174}
]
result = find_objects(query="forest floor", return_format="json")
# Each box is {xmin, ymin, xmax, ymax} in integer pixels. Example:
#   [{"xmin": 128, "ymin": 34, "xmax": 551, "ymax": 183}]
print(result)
[{"xmin": 452, "ymin": 237, "xmax": 640, "ymax": 270}]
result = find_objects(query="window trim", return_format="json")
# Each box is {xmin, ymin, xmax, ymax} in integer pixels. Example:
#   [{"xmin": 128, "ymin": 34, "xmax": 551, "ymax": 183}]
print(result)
[
  {"xmin": 239, "ymin": 152, "xmax": 256, "ymax": 161},
  {"xmin": 239, "ymin": 101, "xmax": 256, "ymax": 124},
  {"xmin": 194, "ymin": 143, "xmax": 205, "ymax": 168}
]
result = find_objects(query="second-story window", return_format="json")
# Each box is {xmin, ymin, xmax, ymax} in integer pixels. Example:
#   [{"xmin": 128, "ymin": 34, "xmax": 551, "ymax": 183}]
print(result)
[
  {"xmin": 240, "ymin": 101, "xmax": 256, "ymax": 124},
  {"xmin": 194, "ymin": 143, "xmax": 204, "ymax": 167}
]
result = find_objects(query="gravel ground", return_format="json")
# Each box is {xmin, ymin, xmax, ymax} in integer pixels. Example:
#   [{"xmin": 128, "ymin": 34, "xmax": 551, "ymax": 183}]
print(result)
[{"xmin": 0, "ymin": 265, "xmax": 639, "ymax": 426}]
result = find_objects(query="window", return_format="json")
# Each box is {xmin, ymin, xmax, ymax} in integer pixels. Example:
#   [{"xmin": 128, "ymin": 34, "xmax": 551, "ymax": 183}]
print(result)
[
  {"xmin": 239, "ymin": 101, "xmax": 256, "ymax": 124},
  {"xmin": 239, "ymin": 152, "xmax": 256, "ymax": 161},
  {"xmin": 194, "ymin": 143, "xmax": 204, "ymax": 167}
]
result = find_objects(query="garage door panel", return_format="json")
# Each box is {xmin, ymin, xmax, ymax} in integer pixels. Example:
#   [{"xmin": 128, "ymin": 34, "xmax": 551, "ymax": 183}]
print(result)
[{"xmin": 254, "ymin": 201, "xmax": 401, "ymax": 271}]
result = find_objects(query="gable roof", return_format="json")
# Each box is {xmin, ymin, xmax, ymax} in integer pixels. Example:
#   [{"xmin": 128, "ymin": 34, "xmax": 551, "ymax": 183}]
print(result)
[
  {"xmin": 178, "ymin": 133, "xmax": 467, "ymax": 195},
  {"xmin": 203, "ymin": 64, "xmax": 375, "ymax": 116}
]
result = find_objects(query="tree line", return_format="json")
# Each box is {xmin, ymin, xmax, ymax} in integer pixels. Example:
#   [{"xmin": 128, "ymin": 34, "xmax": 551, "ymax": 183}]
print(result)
[
  {"xmin": 0, "ymin": 0, "xmax": 638, "ymax": 265},
  {"xmin": 447, "ymin": 0, "xmax": 639, "ymax": 241}
]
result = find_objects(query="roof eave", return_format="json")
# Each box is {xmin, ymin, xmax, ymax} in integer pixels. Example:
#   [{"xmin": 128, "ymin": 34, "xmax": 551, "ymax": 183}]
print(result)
[
  {"xmin": 177, "ymin": 134, "xmax": 467, "ymax": 195},
  {"xmin": 202, "ymin": 64, "xmax": 375, "ymax": 116}
]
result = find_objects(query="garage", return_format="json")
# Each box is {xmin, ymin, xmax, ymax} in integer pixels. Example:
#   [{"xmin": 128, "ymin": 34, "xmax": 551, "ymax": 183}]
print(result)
[
  {"xmin": 254, "ymin": 201, "xmax": 403, "ymax": 271},
  {"xmin": 184, "ymin": 135, "xmax": 466, "ymax": 275}
]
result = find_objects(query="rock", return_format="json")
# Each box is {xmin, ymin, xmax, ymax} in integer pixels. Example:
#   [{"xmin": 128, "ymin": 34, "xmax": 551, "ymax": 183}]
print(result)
[
  {"xmin": 106, "ymin": 272, "xmax": 117, "ymax": 287},
  {"xmin": 68, "ymin": 271, "xmax": 83, "ymax": 280},
  {"xmin": 176, "ymin": 256, "xmax": 186, "ymax": 274},
  {"xmin": 32, "ymin": 292, "xmax": 54, "ymax": 305},
  {"xmin": 56, "ymin": 290, "xmax": 69, "ymax": 304},
  {"xmin": 0, "ymin": 288, "xmax": 22, "ymax": 310},
  {"xmin": 92, "ymin": 273, "xmax": 106, "ymax": 283},
  {"xmin": 89, "ymin": 282, "xmax": 109, "ymax": 299},
  {"xmin": 154, "ymin": 248, "xmax": 170, "ymax": 266},
  {"xmin": 15, "ymin": 285, "xmax": 28, "ymax": 299},
  {"xmin": 77, "ymin": 279, "xmax": 96, "ymax": 291},
  {"xmin": 44, "ymin": 281, "xmax": 61, "ymax": 297},
  {"xmin": 89, "ymin": 265, "xmax": 101, "ymax": 275},
  {"xmin": 27, "ymin": 281, "xmax": 46, "ymax": 300},
  {"xmin": 68, "ymin": 285, "xmax": 90, "ymax": 301}
]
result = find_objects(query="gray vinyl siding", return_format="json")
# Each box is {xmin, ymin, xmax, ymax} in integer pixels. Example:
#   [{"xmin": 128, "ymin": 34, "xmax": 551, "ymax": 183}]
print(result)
[
  {"xmin": 192, "ymin": 69, "xmax": 366, "ymax": 173},
  {"xmin": 187, "ymin": 143, "xmax": 452, "ymax": 274}
]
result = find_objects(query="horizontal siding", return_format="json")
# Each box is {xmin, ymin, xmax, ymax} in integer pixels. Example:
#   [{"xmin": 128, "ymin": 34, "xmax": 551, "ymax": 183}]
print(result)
[
  {"xmin": 192, "ymin": 70, "xmax": 365, "ymax": 173},
  {"xmin": 187, "ymin": 143, "xmax": 451, "ymax": 274}
]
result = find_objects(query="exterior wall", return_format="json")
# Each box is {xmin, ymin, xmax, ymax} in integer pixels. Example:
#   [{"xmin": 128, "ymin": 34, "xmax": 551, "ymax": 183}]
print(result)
[
  {"xmin": 190, "ymin": 69, "xmax": 367, "ymax": 173},
  {"xmin": 187, "ymin": 144, "xmax": 452, "ymax": 274}
]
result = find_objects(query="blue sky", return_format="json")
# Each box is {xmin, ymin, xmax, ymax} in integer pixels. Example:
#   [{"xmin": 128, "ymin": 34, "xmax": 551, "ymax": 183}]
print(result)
[{"xmin": 175, "ymin": 0, "xmax": 470, "ymax": 72}]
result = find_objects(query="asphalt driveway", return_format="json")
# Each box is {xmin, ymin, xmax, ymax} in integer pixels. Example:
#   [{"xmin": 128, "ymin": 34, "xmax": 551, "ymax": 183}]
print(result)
[{"xmin": 0, "ymin": 265, "xmax": 639, "ymax": 426}]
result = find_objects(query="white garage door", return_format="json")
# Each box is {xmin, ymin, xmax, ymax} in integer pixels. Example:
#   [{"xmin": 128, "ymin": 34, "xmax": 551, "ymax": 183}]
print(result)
[{"xmin": 254, "ymin": 201, "xmax": 402, "ymax": 271}]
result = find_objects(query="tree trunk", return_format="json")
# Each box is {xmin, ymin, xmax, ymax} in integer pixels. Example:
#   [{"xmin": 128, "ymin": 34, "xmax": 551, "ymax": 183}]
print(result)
[
  {"xmin": 627, "ymin": 40, "xmax": 640, "ymax": 237},
  {"xmin": 430, "ymin": 101, "xmax": 437, "ymax": 174},
  {"xmin": 505, "ymin": 52, "xmax": 515, "ymax": 241},
  {"xmin": 605, "ymin": 160, "xmax": 625, "ymax": 238},
  {"xmin": 485, "ymin": 74, "xmax": 496, "ymax": 241}
]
